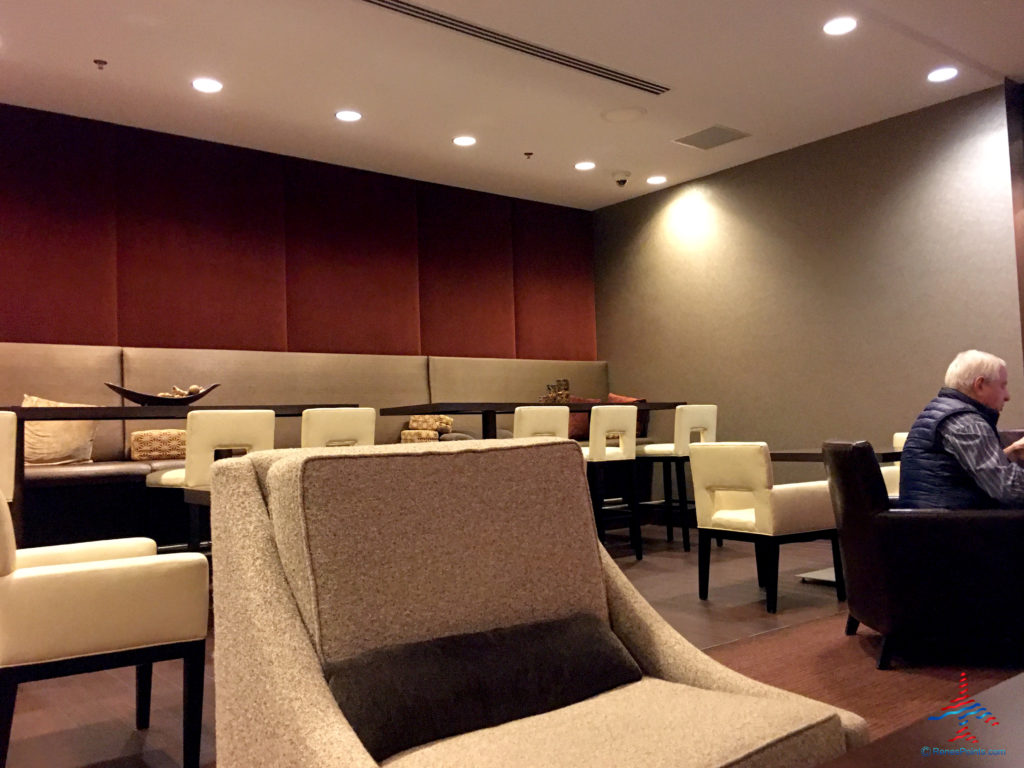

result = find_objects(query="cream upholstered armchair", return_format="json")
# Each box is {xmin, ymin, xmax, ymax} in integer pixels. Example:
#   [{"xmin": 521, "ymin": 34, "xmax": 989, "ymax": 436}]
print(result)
[
  {"xmin": 0, "ymin": 496, "xmax": 209, "ymax": 768},
  {"xmin": 636, "ymin": 404, "xmax": 718, "ymax": 549},
  {"xmin": 211, "ymin": 439, "xmax": 866, "ymax": 767},
  {"xmin": 689, "ymin": 442, "xmax": 844, "ymax": 614},
  {"xmin": 301, "ymin": 407, "xmax": 376, "ymax": 448},
  {"xmin": 879, "ymin": 431, "xmax": 908, "ymax": 498},
  {"xmin": 581, "ymin": 405, "xmax": 642, "ymax": 560},
  {"xmin": 147, "ymin": 409, "xmax": 275, "ymax": 550},
  {"xmin": 512, "ymin": 405, "xmax": 570, "ymax": 439}
]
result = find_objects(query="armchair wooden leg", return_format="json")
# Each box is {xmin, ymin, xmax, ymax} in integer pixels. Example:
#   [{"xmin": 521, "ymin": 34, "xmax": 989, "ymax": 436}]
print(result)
[
  {"xmin": 830, "ymin": 532, "xmax": 847, "ymax": 602},
  {"xmin": 662, "ymin": 460, "xmax": 674, "ymax": 542},
  {"xmin": 698, "ymin": 529, "xmax": 711, "ymax": 600},
  {"xmin": 674, "ymin": 458, "xmax": 690, "ymax": 552},
  {"xmin": 182, "ymin": 639, "xmax": 206, "ymax": 768},
  {"xmin": 0, "ymin": 673, "xmax": 17, "ymax": 768},
  {"xmin": 877, "ymin": 636, "xmax": 895, "ymax": 670},
  {"xmin": 135, "ymin": 662, "xmax": 152, "ymax": 730},
  {"xmin": 755, "ymin": 539, "xmax": 780, "ymax": 613},
  {"xmin": 626, "ymin": 461, "xmax": 643, "ymax": 560},
  {"xmin": 845, "ymin": 615, "xmax": 860, "ymax": 635},
  {"xmin": 586, "ymin": 464, "xmax": 606, "ymax": 543}
]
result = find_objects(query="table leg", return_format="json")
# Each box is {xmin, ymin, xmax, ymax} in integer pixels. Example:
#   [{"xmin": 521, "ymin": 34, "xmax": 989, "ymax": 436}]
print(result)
[{"xmin": 481, "ymin": 410, "xmax": 497, "ymax": 439}]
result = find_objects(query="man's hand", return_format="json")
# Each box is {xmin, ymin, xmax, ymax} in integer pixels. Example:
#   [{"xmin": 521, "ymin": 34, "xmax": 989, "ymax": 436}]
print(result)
[{"xmin": 1004, "ymin": 436, "xmax": 1024, "ymax": 461}]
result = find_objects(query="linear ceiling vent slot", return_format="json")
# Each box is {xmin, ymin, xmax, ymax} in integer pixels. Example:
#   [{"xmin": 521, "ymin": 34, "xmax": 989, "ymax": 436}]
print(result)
[
  {"xmin": 360, "ymin": 0, "xmax": 669, "ymax": 95},
  {"xmin": 674, "ymin": 125, "xmax": 750, "ymax": 150}
]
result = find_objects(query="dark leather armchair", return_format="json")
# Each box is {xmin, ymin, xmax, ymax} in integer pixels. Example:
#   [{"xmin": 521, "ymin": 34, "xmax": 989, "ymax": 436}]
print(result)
[{"xmin": 823, "ymin": 440, "xmax": 1024, "ymax": 669}]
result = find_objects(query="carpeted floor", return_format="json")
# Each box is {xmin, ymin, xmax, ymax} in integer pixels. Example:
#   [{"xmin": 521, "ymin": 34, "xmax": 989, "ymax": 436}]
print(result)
[{"xmin": 705, "ymin": 612, "xmax": 1021, "ymax": 740}]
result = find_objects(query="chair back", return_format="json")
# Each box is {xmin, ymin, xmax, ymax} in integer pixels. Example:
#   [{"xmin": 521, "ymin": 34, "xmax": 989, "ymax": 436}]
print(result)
[
  {"xmin": 513, "ymin": 406, "xmax": 569, "ymax": 439},
  {"xmin": 301, "ymin": 407, "xmax": 376, "ymax": 448},
  {"xmin": 0, "ymin": 411, "xmax": 14, "ymax": 503},
  {"xmin": 689, "ymin": 442, "xmax": 772, "ymax": 529},
  {"xmin": 586, "ymin": 405, "xmax": 637, "ymax": 461},
  {"xmin": 822, "ymin": 440, "xmax": 895, "ymax": 630},
  {"xmin": 241, "ymin": 439, "xmax": 608, "ymax": 666},
  {"xmin": 672, "ymin": 404, "xmax": 717, "ymax": 456},
  {"xmin": 184, "ymin": 409, "xmax": 275, "ymax": 488},
  {"xmin": 892, "ymin": 431, "xmax": 908, "ymax": 450}
]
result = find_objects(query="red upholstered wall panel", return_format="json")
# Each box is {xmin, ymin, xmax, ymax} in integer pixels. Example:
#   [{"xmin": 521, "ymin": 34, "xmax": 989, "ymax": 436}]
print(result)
[
  {"xmin": 512, "ymin": 201, "xmax": 597, "ymax": 360},
  {"xmin": 115, "ymin": 130, "xmax": 288, "ymax": 350},
  {"xmin": 417, "ymin": 185, "xmax": 517, "ymax": 358},
  {"xmin": 285, "ymin": 161, "xmax": 420, "ymax": 354},
  {"xmin": 0, "ymin": 107, "xmax": 119, "ymax": 344}
]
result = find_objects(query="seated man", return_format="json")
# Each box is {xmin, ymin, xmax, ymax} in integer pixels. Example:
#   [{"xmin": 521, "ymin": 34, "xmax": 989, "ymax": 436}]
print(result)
[{"xmin": 900, "ymin": 349, "xmax": 1024, "ymax": 508}]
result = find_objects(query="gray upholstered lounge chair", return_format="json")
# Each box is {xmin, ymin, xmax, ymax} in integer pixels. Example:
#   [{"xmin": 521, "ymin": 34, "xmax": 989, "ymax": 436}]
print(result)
[{"xmin": 211, "ymin": 438, "xmax": 868, "ymax": 767}]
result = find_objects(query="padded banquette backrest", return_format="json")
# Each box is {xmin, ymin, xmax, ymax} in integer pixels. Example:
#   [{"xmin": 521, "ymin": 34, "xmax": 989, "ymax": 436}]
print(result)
[
  {"xmin": 122, "ymin": 346, "xmax": 430, "ymax": 446},
  {"xmin": 253, "ymin": 439, "xmax": 607, "ymax": 666},
  {"xmin": 428, "ymin": 356, "xmax": 609, "ymax": 435},
  {"xmin": 0, "ymin": 342, "xmax": 126, "ymax": 460}
]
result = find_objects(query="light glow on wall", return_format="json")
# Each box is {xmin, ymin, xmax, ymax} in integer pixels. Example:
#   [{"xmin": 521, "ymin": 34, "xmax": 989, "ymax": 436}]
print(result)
[{"xmin": 665, "ymin": 188, "xmax": 716, "ymax": 249}]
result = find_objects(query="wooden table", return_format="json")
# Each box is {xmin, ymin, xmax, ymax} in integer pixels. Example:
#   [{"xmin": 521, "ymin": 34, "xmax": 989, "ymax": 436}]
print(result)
[
  {"xmin": 7, "ymin": 403, "xmax": 355, "ymax": 541},
  {"xmin": 380, "ymin": 401, "xmax": 685, "ymax": 439},
  {"xmin": 822, "ymin": 672, "xmax": 1022, "ymax": 766}
]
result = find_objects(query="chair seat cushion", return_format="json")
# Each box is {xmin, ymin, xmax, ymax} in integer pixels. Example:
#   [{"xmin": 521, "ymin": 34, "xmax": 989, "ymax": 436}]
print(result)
[
  {"xmin": 580, "ymin": 446, "xmax": 629, "ymax": 461},
  {"xmin": 146, "ymin": 467, "xmax": 186, "ymax": 487},
  {"xmin": 384, "ymin": 676, "xmax": 846, "ymax": 768},
  {"xmin": 326, "ymin": 613, "xmax": 642, "ymax": 762},
  {"xmin": 635, "ymin": 442, "xmax": 676, "ymax": 457}
]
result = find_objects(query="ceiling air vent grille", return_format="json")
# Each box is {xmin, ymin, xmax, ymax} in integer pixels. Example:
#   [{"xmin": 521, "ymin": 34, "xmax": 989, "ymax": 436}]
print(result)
[
  {"xmin": 360, "ymin": 0, "xmax": 669, "ymax": 95},
  {"xmin": 674, "ymin": 125, "xmax": 750, "ymax": 150}
]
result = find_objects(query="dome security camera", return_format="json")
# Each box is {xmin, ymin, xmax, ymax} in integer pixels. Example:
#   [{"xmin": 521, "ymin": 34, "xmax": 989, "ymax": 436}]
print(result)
[{"xmin": 613, "ymin": 171, "xmax": 631, "ymax": 187}]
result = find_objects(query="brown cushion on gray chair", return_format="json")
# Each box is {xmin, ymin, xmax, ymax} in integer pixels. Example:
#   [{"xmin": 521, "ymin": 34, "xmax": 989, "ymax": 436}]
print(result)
[{"xmin": 325, "ymin": 613, "xmax": 642, "ymax": 762}]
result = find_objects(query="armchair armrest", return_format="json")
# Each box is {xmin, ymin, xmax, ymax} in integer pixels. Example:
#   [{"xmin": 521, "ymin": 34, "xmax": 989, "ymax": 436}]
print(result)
[
  {"xmin": 599, "ymin": 547, "xmax": 869, "ymax": 748},
  {"xmin": 1, "ymin": 553, "xmax": 208, "ymax": 666},
  {"xmin": 15, "ymin": 537, "xmax": 157, "ymax": 569},
  {"xmin": 211, "ymin": 459, "xmax": 377, "ymax": 768},
  {"xmin": 768, "ymin": 480, "xmax": 832, "ymax": 533}
]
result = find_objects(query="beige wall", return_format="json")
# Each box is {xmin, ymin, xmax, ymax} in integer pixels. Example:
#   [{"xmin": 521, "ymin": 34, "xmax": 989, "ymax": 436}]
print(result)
[{"xmin": 594, "ymin": 87, "xmax": 1022, "ymax": 481}]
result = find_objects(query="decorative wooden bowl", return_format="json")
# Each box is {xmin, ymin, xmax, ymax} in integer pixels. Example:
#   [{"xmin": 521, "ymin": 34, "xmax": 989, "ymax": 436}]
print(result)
[{"xmin": 104, "ymin": 382, "xmax": 220, "ymax": 406}]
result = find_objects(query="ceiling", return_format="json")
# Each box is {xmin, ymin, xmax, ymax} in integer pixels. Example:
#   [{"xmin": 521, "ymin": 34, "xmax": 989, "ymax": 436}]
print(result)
[{"xmin": 1, "ymin": 0, "xmax": 1022, "ymax": 211}]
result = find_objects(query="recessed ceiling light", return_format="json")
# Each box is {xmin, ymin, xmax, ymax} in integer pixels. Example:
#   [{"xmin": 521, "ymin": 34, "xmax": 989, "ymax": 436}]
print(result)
[
  {"xmin": 822, "ymin": 17, "xmax": 857, "ymax": 36},
  {"xmin": 453, "ymin": 136, "xmax": 476, "ymax": 147},
  {"xmin": 335, "ymin": 110, "xmax": 362, "ymax": 122},
  {"xmin": 574, "ymin": 161, "xmax": 596, "ymax": 171},
  {"xmin": 927, "ymin": 66, "xmax": 958, "ymax": 83},
  {"xmin": 191, "ymin": 77, "xmax": 223, "ymax": 94},
  {"xmin": 646, "ymin": 176, "xmax": 667, "ymax": 185}
]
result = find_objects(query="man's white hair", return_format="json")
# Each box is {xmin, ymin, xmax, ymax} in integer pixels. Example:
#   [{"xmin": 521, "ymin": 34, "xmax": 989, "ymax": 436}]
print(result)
[{"xmin": 944, "ymin": 350, "xmax": 1006, "ymax": 393}]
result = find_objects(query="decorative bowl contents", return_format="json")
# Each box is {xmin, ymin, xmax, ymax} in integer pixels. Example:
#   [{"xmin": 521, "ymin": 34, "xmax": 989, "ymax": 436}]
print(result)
[{"xmin": 104, "ymin": 382, "xmax": 221, "ymax": 406}]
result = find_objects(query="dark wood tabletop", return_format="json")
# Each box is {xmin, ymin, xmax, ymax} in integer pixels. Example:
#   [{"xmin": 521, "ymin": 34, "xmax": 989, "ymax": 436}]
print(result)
[
  {"xmin": 380, "ymin": 401, "xmax": 685, "ymax": 440},
  {"xmin": 771, "ymin": 448, "xmax": 902, "ymax": 463},
  {"xmin": 822, "ymin": 672, "xmax": 1022, "ymax": 766}
]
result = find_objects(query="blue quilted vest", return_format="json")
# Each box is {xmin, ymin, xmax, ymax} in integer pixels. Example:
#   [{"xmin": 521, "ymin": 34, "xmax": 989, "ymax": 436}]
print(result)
[{"xmin": 899, "ymin": 388, "xmax": 1001, "ymax": 509}]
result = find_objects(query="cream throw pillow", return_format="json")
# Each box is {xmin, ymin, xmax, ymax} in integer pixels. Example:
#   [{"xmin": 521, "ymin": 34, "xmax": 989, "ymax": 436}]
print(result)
[{"xmin": 21, "ymin": 394, "xmax": 97, "ymax": 465}]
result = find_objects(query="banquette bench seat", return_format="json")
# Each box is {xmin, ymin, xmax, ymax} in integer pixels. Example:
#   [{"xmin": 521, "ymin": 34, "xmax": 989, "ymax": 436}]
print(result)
[{"xmin": 1, "ymin": 342, "xmax": 614, "ymax": 545}]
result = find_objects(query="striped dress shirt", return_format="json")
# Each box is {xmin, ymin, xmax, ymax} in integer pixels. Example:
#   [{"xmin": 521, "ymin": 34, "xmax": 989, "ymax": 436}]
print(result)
[{"xmin": 940, "ymin": 412, "xmax": 1024, "ymax": 506}]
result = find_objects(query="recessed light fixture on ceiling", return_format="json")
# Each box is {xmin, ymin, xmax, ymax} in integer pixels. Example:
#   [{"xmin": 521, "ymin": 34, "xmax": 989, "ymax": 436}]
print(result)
[
  {"xmin": 574, "ymin": 161, "xmax": 596, "ymax": 171},
  {"xmin": 822, "ymin": 16, "xmax": 857, "ymax": 36},
  {"xmin": 191, "ymin": 77, "xmax": 223, "ymax": 94},
  {"xmin": 335, "ymin": 110, "xmax": 362, "ymax": 122},
  {"xmin": 647, "ymin": 176, "xmax": 667, "ymax": 185},
  {"xmin": 453, "ymin": 136, "xmax": 476, "ymax": 147},
  {"xmin": 927, "ymin": 66, "xmax": 958, "ymax": 82}
]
